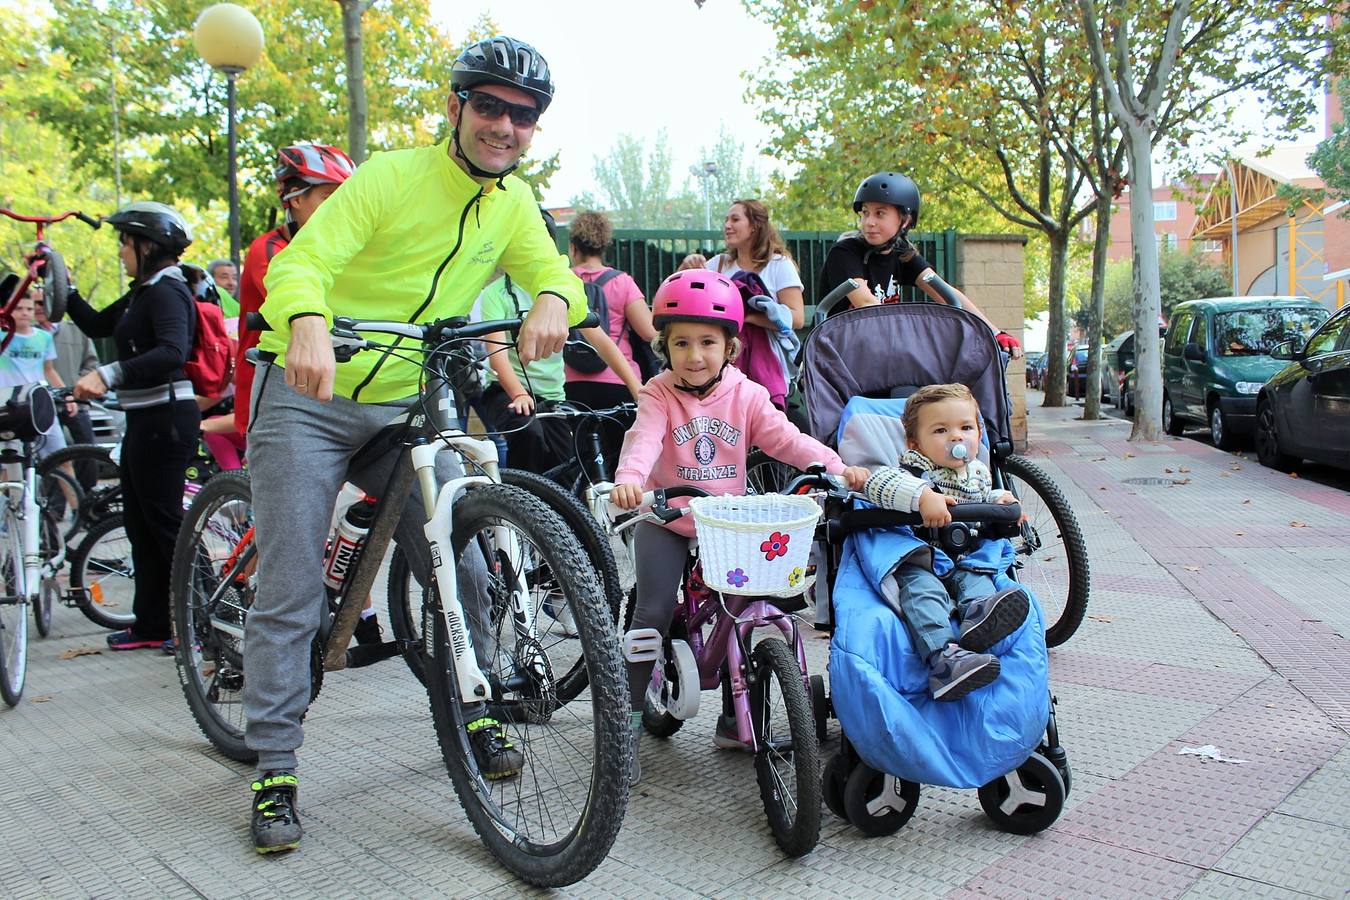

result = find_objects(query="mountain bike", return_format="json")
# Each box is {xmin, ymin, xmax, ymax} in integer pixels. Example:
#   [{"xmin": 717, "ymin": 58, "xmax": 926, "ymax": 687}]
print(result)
[{"xmin": 170, "ymin": 311, "xmax": 628, "ymax": 887}]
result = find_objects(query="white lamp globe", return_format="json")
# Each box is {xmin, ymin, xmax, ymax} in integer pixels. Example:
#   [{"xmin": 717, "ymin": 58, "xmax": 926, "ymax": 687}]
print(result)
[{"xmin": 193, "ymin": 3, "xmax": 264, "ymax": 71}]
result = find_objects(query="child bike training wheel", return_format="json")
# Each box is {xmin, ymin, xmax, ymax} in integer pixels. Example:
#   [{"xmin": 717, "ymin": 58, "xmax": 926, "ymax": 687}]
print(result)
[
  {"xmin": 169, "ymin": 472, "xmax": 323, "ymax": 762},
  {"xmin": 423, "ymin": 483, "xmax": 628, "ymax": 887},
  {"xmin": 842, "ymin": 763, "xmax": 920, "ymax": 837},
  {"xmin": 977, "ymin": 751, "xmax": 1066, "ymax": 834},
  {"xmin": 387, "ymin": 466, "xmax": 624, "ymax": 702},
  {"xmin": 66, "ymin": 514, "xmax": 136, "ymax": 631},
  {"xmin": 0, "ymin": 507, "xmax": 29, "ymax": 707},
  {"xmin": 749, "ymin": 637, "xmax": 822, "ymax": 857},
  {"xmin": 1001, "ymin": 455, "xmax": 1090, "ymax": 647}
]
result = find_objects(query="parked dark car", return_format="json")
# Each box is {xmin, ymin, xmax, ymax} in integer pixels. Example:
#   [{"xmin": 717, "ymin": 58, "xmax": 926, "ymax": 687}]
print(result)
[
  {"xmin": 1256, "ymin": 304, "xmax": 1350, "ymax": 473},
  {"xmin": 1104, "ymin": 326, "xmax": 1166, "ymax": 408},
  {"xmin": 1163, "ymin": 296, "xmax": 1329, "ymax": 450},
  {"xmin": 1024, "ymin": 351, "xmax": 1047, "ymax": 389},
  {"xmin": 1067, "ymin": 344, "xmax": 1111, "ymax": 401},
  {"xmin": 1118, "ymin": 367, "xmax": 1137, "ymax": 417}
]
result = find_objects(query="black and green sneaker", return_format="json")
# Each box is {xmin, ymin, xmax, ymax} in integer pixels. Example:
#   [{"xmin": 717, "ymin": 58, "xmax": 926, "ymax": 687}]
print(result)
[
  {"xmin": 250, "ymin": 771, "xmax": 302, "ymax": 854},
  {"xmin": 466, "ymin": 717, "xmax": 524, "ymax": 780}
]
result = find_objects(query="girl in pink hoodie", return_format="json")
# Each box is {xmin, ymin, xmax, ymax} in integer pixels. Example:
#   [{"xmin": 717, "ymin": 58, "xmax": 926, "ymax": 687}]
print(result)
[{"xmin": 611, "ymin": 270, "xmax": 868, "ymax": 782}]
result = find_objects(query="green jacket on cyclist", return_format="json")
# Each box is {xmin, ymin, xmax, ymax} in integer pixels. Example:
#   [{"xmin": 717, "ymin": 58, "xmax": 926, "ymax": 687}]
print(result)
[{"xmin": 260, "ymin": 137, "xmax": 588, "ymax": 404}]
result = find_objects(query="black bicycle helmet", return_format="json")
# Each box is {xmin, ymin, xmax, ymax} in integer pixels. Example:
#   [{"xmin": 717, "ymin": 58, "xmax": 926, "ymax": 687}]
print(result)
[
  {"xmin": 852, "ymin": 172, "xmax": 921, "ymax": 229},
  {"xmin": 107, "ymin": 201, "xmax": 193, "ymax": 253},
  {"xmin": 451, "ymin": 36, "xmax": 554, "ymax": 112}
]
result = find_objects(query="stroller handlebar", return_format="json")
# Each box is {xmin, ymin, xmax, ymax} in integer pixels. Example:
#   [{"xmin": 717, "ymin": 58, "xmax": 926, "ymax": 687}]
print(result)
[{"xmin": 827, "ymin": 501, "xmax": 1021, "ymax": 540}]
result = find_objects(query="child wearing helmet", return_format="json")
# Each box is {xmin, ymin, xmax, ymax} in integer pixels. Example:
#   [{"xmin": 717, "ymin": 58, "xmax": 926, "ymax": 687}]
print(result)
[
  {"xmin": 609, "ymin": 269, "xmax": 869, "ymax": 784},
  {"xmin": 818, "ymin": 172, "xmax": 1020, "ymax": 356}
]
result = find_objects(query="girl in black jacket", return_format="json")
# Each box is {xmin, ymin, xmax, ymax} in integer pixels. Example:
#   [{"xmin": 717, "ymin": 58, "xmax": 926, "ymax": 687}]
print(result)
[{"xmin": 68, "ymin": 202, "xmax": 201, "ymax": 650}]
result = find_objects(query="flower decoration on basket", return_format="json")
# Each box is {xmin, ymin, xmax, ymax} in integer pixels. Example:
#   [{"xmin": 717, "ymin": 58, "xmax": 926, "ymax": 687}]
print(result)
[
  {"xmin": 726, "ymin": 568, "xmax": 750, "ymax": 589},
  {"xmin": 788, "ymin": 567, "xmax": 805, "ymax": 588},
  {"xmin": 760, "ymin": 531, "xmax": 790, "ymax": 561}
]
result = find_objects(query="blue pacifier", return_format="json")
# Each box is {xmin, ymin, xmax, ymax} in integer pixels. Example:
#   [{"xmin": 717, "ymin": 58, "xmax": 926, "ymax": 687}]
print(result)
[{"xmin": 949, "ymin": 442, "xmax": 969, "ymax": 462}]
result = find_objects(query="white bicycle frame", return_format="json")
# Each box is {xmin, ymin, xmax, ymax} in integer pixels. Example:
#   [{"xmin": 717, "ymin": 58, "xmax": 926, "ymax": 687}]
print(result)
[{"xmin": 1, "ymin": 448, "xmax": 66, "ymax": 608}]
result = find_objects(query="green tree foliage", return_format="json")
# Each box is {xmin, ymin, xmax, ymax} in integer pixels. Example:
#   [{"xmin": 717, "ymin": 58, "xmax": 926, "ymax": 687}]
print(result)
[{"xmin": 32, "ymin": 0, "xmax": 519, "ymax": 248}]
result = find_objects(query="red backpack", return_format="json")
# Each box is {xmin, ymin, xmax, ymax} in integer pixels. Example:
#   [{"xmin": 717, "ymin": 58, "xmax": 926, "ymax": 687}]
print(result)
[{"xmin": 184, "ymin": 296, "xmax": 235, "ymax": 398}]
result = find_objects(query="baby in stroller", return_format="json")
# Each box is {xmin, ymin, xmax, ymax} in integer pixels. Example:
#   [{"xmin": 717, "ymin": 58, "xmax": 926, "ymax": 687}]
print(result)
[{"xmin": 861, "ymin": 383, "xmax": 1029, "ymax": 701}]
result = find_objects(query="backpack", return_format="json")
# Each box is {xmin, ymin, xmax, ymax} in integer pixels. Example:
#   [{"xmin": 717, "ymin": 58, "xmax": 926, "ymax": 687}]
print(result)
[
  {"xmin": 562, "ymin": 269, "xmax": 623, "ymax": 374},
  {"xmin": 179, "ymin": 266, "xmax": 235, "ymax": 397}
]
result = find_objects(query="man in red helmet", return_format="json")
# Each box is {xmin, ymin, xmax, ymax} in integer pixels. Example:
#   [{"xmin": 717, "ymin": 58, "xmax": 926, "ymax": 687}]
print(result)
[{"xmin": 234, "ymin": 141, "xmax": 356, "ymax": 436}]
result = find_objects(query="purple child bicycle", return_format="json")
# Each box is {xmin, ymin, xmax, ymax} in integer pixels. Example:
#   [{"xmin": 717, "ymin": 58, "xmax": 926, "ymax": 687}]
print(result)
[{"xmin": 610, "ymin": 482, "xmax": 829, "ymax": 857}]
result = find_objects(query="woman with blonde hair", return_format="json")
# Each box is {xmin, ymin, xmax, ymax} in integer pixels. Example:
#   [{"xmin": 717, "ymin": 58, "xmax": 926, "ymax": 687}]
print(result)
[
  {"xmin": 564, "ymin": 209, "xmax": 657, "ymax": 476},
  {"xmin": 705, "ymin": 199, "xmax": 803, "ymax": 409}
]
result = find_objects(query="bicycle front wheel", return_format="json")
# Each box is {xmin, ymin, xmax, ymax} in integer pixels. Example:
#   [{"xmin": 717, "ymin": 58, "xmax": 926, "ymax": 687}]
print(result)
[
  {"xmin": 67, "ymin": 514, "xmax": 136, "ymax": 631},
  {"xmin": 1001, "ymin": 455, "xmax": 1090, "ymax": 647},
  {"xmin": 750, "ymin": 637, "xmax": 822, "ymax": 857},
  {"xmin": 0, "ymin": 508, "xmax": 30, "ymax": 706},
  {"xmin": 422, "ymin": 483, "xmax": 628, "ymax": 887},
  {"xmin": 170, "ymin": 472, "xmax": 257, "ymax": 761}
]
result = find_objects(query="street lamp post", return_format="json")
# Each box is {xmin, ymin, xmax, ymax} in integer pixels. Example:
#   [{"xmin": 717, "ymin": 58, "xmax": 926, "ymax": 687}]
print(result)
[
  {"xmin": 193, "ymin": 3, "xmax": 264, "ymax": 270},
  {"xmin": 1224, "ymin": 160, "xmax": 1240, "ymax": 295},
  {"xmin": 689, "ymin": 161, "xmax": 719, "ymax": 232}
]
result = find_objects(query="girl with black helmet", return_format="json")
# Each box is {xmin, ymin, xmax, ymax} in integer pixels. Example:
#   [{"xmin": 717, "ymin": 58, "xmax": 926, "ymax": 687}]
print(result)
[
  {"xmin": 66, "ymin": 201, "xmax": 201, "ymax": 651},
  {"xmin": 818, "ymin": 173, "xmax": 1021, "ymax": 356}
]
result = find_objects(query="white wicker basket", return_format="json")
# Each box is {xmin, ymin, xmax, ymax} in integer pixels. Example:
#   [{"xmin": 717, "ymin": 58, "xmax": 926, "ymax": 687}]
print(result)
[{"xmin": 688, "ymin": 494, "xmax": 822, "ymax": 597}]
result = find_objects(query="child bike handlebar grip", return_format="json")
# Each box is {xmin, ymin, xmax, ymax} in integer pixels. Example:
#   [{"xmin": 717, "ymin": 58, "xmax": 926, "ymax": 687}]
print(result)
[
  {"xmin": 75, "ymin": 212, "xmax": 101, "ymax": 229},
  {"xmin": 622, "ymin": 628, "xmax": 662, "ymax": 664}
]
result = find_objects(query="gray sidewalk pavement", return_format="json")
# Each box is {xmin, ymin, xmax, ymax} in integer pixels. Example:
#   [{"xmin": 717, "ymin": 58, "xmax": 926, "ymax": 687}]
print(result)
[{"xmin": 2, "ymin": 401, "xmax": 1348, "ymax": 899}]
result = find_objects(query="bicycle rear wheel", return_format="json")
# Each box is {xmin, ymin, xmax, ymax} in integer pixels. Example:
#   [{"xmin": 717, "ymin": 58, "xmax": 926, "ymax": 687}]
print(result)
[
  {"xmin": 750, "ymin": 637, "xmax": 821, "ymax": 857},
  {"xmin": 67, "ymin": 514, "xmax": 136, "ymax": 631},
  {"xmin": 1000, "ymin": 455, "xmax": 1090, "ymax": 647},
  {"xmin": 422, "ymin": 483, "xmax": 628, "ymax": 887},
  {"xmin": 39, "ymin": 444, "xmax": 118, "ymax": 543},
  {"xmin": 170, "ymin": 472, "xmax": 257, "ymax": 761},
  {"xmin": 0, "ymin": 508, "xmax": 29, "ymax": 706}
]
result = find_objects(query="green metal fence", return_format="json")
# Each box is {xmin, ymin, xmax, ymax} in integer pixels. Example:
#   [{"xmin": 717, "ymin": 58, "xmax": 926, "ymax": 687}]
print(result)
[{"xmin": 554, "ymin": 227, "xmax": 958, "ymax": 315}]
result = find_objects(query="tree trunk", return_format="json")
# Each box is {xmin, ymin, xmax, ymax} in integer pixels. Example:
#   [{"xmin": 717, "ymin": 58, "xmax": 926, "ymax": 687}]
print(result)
[
  {"xmin": 1082, "ymin": 195, "xmax": 1111, "ymax": 420},
  {"xmin": 1041, "ymin": 230, "xmax": 1070, "ymax": 407},
  {"xmin": 1125, "ymin": 127, "xmax": 1163, "ymax": 441},
  {"xmin": 339, "ymin": 0, "xmax": 368, "ymax": 163}
]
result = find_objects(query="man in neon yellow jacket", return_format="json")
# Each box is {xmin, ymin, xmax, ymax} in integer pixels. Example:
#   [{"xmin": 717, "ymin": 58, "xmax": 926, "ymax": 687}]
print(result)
[{"xmin": 242, "ymin": 36, "xmax": 584, "ymax": 855}]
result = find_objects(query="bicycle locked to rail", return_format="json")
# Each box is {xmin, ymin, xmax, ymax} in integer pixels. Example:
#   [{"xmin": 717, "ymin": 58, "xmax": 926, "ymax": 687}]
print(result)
[{"xmin": 171, "ymin": 311, "xmax": 629, "ymax": 887}]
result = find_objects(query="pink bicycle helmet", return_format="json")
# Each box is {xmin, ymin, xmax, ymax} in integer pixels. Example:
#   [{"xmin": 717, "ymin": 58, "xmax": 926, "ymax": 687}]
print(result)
[{"xmin": 650, "ymin": 270, "xmax": 744, "ymax": 333}]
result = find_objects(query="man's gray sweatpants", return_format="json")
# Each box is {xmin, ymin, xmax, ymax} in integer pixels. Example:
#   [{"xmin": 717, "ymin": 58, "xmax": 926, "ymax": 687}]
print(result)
[{"xmin": 243, "ymin": 363, "xmax": 491, "ymax": 774}]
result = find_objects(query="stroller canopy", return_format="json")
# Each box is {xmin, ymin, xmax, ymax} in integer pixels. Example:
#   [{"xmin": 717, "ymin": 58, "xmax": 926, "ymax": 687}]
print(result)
[{"xmin": 801, "ymin": 304, "xmax": 1012, "ymax": 447}]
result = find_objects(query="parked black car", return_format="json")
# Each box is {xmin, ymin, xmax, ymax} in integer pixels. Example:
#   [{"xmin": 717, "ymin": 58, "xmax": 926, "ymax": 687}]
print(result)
[
  {"xmin": 1067, "ymin": 344, "xmax": 1111, "ymax": 401},
  {"xmin": 1025, "ymin": 351, "xmax": 1047, "ymax": 389},
  {"xmin": 1256, "ymin": 304, "xmax": 1350, "ymax": 473}
]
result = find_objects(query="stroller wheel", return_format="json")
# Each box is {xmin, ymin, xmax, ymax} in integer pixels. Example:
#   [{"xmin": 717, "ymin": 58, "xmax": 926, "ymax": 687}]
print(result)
[
  {"xmin": 822, "ymin": 751, "xmax": 851, "ymax": 820},
  {"xmin": 809, "ymin": 674, "xmax": 829, "ymax": 744},
  {"xmin": 843, "ymin": 764, "xmax": 919, "ymax": 837},
  {"xmin": 978, "ymin": 751, "xmax": 1065, "ymax": 834}
]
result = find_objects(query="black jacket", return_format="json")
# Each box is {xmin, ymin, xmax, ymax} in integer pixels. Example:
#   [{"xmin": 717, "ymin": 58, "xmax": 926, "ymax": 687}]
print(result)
[{"xmin": 67, "ymin": 267, "xmax": 195, "ymax": 390}]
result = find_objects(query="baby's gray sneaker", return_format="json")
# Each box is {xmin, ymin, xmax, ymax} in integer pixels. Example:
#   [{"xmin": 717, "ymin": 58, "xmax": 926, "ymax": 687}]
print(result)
[
  {"xmin": 958, "ymin": 587, "xmax": 1029, "ymax": 653},
  {"xmin": 928, "ymin": 644, "xmax": 1000, "ymax": 701}
]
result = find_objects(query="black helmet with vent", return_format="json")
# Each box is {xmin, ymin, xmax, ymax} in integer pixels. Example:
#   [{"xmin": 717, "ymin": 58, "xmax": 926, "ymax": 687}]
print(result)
[
  {"xmin": 852, "ymin": 172, "xmax": 921, "ymax": 229},
  {"xmin": 451, "ymin": 36, "xmax": 554, "ymax": 112}
]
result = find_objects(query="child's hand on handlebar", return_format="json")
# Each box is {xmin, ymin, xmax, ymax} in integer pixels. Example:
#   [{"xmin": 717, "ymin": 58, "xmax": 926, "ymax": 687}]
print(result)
[
  {"xmin": 840, "ymin": 465, "xmax": 870, "ymax": 490},
  {"xmin": 995, "ymin": 491, "xmax": 1028, "ymax": 523},
  {"xmin": 918, "ymin": 487, "xmax": 958, "ymax": 528},
  {"xmin": 610, "ymin": 482, "xmax": 645, "ymax": 510},
  {"xmin": 509, "ymin": 392, "xmax": 535, "ymax": 416}
]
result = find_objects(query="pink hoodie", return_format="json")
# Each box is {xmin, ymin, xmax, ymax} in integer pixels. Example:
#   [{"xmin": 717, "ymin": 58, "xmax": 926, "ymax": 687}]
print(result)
[{"xmin": 614, "ymin": 366, "xmax": 845, "ymax": 537}]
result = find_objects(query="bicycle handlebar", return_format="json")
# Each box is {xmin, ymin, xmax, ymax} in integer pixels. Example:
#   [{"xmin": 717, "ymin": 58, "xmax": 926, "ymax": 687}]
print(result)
[
  {"xmin": 0, "ymin": 208, "xmax": 102, "ymax": 230},
  {"xmin": 245, "ymin": 310, "xmax": 599, "ymax": 349}
]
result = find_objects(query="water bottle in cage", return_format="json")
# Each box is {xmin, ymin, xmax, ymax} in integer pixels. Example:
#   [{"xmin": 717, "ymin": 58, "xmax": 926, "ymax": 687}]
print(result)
[{"xmin": 323, "ymin": 496, "xmax": 377, "ymax": 594}]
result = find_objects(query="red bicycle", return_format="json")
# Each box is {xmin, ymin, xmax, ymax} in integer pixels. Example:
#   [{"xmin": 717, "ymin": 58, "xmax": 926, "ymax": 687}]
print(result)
[{"xmin": 0, "ymin": 207, "xmax": 102, "ymax": 351}]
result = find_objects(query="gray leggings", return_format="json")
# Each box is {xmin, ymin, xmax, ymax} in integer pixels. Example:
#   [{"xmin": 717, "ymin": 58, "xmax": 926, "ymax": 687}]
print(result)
[
  {"xmin": 243, "ymin": 363, "xmax": 491, "ymax": 774},
  {"xmin": 626, "ymin": 522, "xmax": 694, "ymax": 710}
]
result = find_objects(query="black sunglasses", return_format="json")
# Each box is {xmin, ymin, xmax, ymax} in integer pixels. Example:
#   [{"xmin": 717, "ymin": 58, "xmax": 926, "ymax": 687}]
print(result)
[{"xmin": 457, "ymin": 89, "xmax": 540, "ymax": 127}]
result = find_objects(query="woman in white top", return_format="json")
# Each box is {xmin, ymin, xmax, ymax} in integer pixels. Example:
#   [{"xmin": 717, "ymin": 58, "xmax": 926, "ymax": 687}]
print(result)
[{"xmin": 705, "ymin": 199, "xmax": 803, "ymax": 408}]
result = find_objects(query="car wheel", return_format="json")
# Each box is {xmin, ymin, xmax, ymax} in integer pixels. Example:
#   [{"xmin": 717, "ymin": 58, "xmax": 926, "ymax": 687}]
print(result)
[
  {"xmin": 1255, "ymin": 400, "xmax": 1297, "ymax": 472},
  {"xmin": 1208, "ymin": 402, "xmax": 1237, "ymax": 451},
  {"xmin": 1163, "ymin": 393, "xmax": 1185, "ymax": 436}
]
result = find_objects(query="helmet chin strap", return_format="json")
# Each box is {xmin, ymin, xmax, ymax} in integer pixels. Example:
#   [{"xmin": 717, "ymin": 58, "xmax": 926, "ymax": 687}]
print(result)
[
  {"xmin": 672, "ymin": 361, "xmax": 729, "ymax": 396},
  {"xmin": 451, "ymin": 110, "xmax": 518, "ymax": 181}
]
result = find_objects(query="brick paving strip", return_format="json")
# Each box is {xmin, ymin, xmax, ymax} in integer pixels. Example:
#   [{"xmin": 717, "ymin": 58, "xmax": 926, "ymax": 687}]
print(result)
[{"xmin": 956, "ymin": 406, "xmax": 1350, "ymax": 898}]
